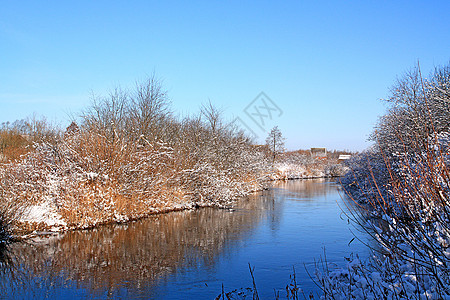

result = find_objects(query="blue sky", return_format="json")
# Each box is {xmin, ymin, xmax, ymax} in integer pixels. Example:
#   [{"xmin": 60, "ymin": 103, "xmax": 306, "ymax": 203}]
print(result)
[{"xmin": 1, "ymin": 1, "xmax": 450, "ymax": 151}]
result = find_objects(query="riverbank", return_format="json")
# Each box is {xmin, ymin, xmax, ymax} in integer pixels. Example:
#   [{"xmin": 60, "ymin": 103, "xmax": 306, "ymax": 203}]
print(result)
[
  {"xmin": 317, "ymin": 150, "xmax": 450, "ymax": 299},
  {"xmin": 0, "ymin": 140, "xmax": 347, "ymax": 240},
  {"xmin": 0, "ymin": 122, "xmax": 268, "ymax": 240},
  {"xmin": 2, "ymin": 161, "xmax": 345, "ymax": 240},
  {"xmin": 0, "ymin": 138, "xmax": 268, "ymax": 239},
  {"xmin": 0, "ymin": 151, "xmax": 347, "ymax": 241}
]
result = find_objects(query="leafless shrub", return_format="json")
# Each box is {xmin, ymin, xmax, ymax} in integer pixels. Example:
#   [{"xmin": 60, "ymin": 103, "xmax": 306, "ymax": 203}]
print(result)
[
  {"xmin": 329, "ymin": 62, "xmax": 450, "ymax": 298},
  {"xmin": 0, "ymin": 115, "xmax": 60, "ymax": 162},
  {"xmin": 0, "ymin": 75, "xmax": 270, "ymax": 234}
]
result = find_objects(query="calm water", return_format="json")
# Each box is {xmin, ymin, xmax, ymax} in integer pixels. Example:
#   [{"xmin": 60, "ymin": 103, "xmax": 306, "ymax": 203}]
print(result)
[{"xmin": 0, "ymin": 179, "xmax": 370, "ymax": 299}]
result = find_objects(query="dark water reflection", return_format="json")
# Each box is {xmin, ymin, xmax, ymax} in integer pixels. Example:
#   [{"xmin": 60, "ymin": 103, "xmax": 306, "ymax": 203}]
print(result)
[{"xmin": 0, "ymin": 179, "xmax": 370, "ymax": 299}]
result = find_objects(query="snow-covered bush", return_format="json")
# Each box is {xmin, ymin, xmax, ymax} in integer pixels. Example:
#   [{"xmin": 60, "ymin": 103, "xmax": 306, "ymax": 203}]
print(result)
[
  {"xmin": 320, "ymin": 135, "xmax": 450, "ymax": 299},
  {"xmin": 324, "ymin": 163, "xmax": 349, "ymax": 177},
  {"xmin": 173, "ymin": 114, "xmax": 269, "ymax": 205},
  {"xmin": 327, "ymin": 63, "xmax": 450, "ymax": 299},
  {"xmin": 0, "ymin": 76, "xmax": 271, "ymax": 235},
  {"xmin": 272, "ymin": 152, "xmax": 311, "ymax": 179},
  {"xmin": 179, "ymin": 147, "xmax": 267, "ymax": 206},
  {"xmin": 340, "ymin": 146, "xmax": 392, "ymax": 205},
  {"xmin": 372, "ymin": 64, "xmax": 450, "ymax": 157},
  {"xmin": 271, "ymin": 150, "xmax": 349, "ymax": 180}
]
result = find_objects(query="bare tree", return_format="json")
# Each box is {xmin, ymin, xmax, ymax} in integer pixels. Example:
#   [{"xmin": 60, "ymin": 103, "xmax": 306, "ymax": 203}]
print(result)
[
  {"xmin": 80, "ymin": 74, "xmax": 172, "ymax": 144},
  {"xmin": 265, "ymin": 126, "xmax": 285, "ymax": 164},
  {"xmin": 129, "ymin": 74, "xmax": 171, "ymax": 141},
  {"xmin": 371, "ymin": 63, "xmax": 450, "ymax": 156},
  {"xmin": 201, "ymin": 100, "xmax": 223, "ymax": 135},
  {"xmin": 82, "ymin": 87, "xmax": 129, "ymax": 142}
]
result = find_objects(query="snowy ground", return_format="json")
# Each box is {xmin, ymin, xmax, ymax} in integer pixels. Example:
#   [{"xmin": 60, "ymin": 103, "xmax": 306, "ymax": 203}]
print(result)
[{"xmin": 19, "ymin": 201, "xmax": 66, "ymax": 229}]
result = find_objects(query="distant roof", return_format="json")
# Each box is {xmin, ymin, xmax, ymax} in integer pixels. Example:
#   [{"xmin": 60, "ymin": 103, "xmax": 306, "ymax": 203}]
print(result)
[{"xmin": 338, "ymin": 155, "xmax": 351, "ymax": 160}]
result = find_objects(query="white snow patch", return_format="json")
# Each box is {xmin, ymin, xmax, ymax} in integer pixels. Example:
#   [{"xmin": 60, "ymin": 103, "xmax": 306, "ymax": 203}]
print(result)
[
  {"xmin": 86, "ymin": 172, "xmax": 98, "ymax": 180},
  {"xmin": 20, "ymin": 202, "xmax": 66, "ymax": 227}
]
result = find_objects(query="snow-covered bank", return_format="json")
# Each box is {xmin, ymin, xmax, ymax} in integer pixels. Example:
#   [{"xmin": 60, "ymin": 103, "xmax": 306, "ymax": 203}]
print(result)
[
  {"xmin": 0, "ymin": 150, "xmax": 349, "ymax": 239},
  {"xmin": 321, "ymin": 147, "xmax": 450, "ymax": 299},
  {"xmin": 19, "ymin": 201, "xmax": 66, "ymax": 230},
  {"xmin": 269, "ymin": 152, "xmax": 349, "ymax": 180},
  {"xmin": 0, "ymin": 136, "xmax": 268, "ymax": 238},
  {"xmin": 318, "ymin": 61, "xmax": 450, "ymax": 299},
  {"xmin": 317, "ymin": 206, "xmax": 450, "ymax": 299}
]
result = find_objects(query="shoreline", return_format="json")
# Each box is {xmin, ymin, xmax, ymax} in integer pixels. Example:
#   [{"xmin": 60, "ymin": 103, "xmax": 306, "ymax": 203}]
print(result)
[{"xmin": 6, "ymin": 175, "xmax": 342, "ymax": 242}]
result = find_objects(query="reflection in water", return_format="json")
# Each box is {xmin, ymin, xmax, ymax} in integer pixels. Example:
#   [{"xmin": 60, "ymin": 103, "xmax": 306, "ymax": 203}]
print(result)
[
  {"xmin": 274, "ymin": 178, "xmax": 336, "ymax": 200},
  {"xmin": 0, "ymin": 191, "xmax": 275, "ymax": 299},
  {"xmin": 0, "ymin": 179, "xmax": 371, "ymax": 299},
  {"xmin": 0, "ymin": 244, "xmax": 13, "ymax": 280}
]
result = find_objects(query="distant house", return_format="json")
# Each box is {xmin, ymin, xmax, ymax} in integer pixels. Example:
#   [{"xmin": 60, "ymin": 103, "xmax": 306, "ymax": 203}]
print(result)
[{"xmin": 310, "ymin": 147, "xmax": 327, "ymax": 159}]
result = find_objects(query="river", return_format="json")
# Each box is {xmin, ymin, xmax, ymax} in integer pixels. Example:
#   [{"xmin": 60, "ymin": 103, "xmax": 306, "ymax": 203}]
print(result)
[{"xmin": 0, "ymin": 179, "xmax": 371, "ymax": 299}]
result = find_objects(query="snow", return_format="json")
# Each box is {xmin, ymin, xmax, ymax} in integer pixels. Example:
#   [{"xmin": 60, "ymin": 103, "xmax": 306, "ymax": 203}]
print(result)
[
  {"xmin": 20, "ymin": 201, "xmax": 66, "ymax": 228},
  {"xmin": 86, "ymin": 172, "xmax": 98, "ymax": 181}
]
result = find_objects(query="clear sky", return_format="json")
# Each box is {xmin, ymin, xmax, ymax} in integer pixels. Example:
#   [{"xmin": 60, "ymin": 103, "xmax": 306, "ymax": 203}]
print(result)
[{"xmin": 1, "ymin": 1, "xmax": 450, "ymax": 151}]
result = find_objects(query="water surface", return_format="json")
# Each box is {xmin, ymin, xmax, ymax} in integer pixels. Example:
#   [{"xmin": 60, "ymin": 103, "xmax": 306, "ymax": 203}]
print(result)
[{"xmin": 0, "ymin": 179, "xmax": 370, "ymax": 299}]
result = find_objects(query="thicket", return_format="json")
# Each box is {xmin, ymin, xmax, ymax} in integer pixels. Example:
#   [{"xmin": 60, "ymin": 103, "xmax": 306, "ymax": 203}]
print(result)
[
  {"xmin": 272, "ymin": 150, "xmax": 351, "ymax": 180},
  {"xmin": 326, "ymin": 63, "xmax": 450, "ymax": 299},
  {"xmin": 0, "ymin": 76, "xmax": 269, "ymax": 234}
]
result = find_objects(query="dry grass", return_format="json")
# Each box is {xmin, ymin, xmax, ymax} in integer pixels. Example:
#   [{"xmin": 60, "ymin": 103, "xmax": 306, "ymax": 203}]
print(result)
[
  {"xmin": 0, "ymin": 124, "xmax": 267, "ymax": 236},
  {"xmin": 0, "ymin": 130, "xmax": 31, "ymax": 162}
]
